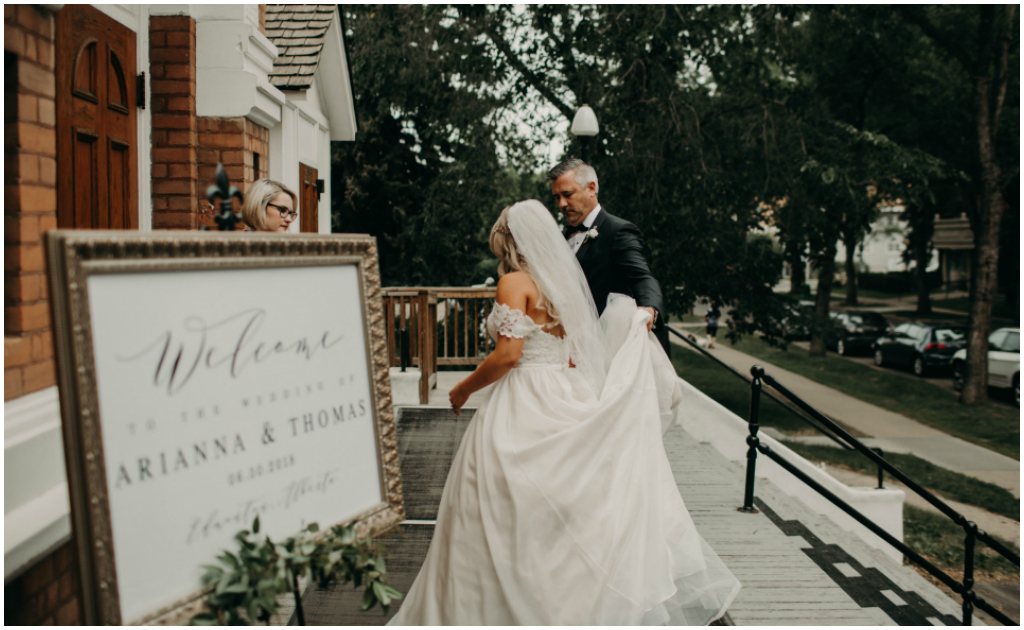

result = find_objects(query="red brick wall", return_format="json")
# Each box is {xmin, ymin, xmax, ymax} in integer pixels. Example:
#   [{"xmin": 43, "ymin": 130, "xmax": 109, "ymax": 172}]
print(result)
[
  {"xmin": 3, "ymin": 541, "xmax": 81, "ymax": 625},
  {"xmin": 149, "ymin": 15, "xmax": 198, "ymax": 230},
  {"xmin": 246, "ymin": 118, "xmax": 271, "ymax": 183},
  {"xmin": 4, "ymin": 4, "xmax": 58, "ymax": 401},
  {"xmin": 3, "ymin": 6, "xmax": 79, "ymax": 625},
  {"xmin": 197, "ymin": 116, "xmax": 270, "ymax": 228}
]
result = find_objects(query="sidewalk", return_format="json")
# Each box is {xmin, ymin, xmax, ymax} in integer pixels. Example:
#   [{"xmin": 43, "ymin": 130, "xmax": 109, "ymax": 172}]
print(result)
[{"xmin": 669, "ymin": 325, "xmax": 1021, "ymax": 498}]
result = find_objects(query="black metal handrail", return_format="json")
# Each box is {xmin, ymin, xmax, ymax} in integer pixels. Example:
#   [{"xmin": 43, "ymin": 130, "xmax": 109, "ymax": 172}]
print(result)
[
  {"xmin": 742, "ymin": 364, "xmax": 1019, "ymax": 626},
  {"xmin": 667, "ymin": 326, "xmax": 886, "ymax": 488}
]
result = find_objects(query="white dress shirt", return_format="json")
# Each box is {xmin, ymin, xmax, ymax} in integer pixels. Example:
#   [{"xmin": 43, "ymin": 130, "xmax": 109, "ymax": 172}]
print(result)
[{"xmin": 568, "ymin": 204, "xmax": 602, "ymax": 254}]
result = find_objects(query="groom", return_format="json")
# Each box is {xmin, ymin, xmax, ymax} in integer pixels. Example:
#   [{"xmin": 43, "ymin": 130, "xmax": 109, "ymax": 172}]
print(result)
[{"xmin": 548, "ymin": 158, "xmax": 670, "ymax": 355}]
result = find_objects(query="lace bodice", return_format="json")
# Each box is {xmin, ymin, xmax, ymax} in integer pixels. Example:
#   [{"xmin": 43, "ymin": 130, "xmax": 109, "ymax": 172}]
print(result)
[{"xmin": 486, "ymin": 303, "xmax": 570, "ymax": 367}]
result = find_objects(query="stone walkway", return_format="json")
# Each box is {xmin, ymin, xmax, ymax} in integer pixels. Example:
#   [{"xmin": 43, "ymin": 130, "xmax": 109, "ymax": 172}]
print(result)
[{"xmin": 669, "ymin": 326, "xmax": 1020, "ymax": 498}]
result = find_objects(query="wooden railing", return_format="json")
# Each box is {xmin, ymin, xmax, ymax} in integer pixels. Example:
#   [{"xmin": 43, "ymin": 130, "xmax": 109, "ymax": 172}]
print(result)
[{"xmin": 381, "ymin": 287, "xmax": 497, "ymax": 404}]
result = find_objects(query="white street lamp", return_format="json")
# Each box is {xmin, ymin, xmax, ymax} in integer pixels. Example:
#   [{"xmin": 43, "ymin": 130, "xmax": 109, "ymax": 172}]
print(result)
[
  {"xmin": 570, "ymin": 104, "xmax": 598, "ymax": 161},
  {"xmin": 570, "ymin": 104, "xmax": 599, "ymax": 137}
]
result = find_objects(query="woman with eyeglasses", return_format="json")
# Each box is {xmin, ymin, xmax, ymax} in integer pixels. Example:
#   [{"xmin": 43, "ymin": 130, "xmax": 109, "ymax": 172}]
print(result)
[{"xmin": 240, "ymin": 178, "xmax": 298, "ymax": 232}]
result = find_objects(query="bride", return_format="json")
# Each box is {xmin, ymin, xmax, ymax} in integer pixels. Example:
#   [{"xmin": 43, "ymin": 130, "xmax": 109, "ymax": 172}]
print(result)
[{"xmin": 388, "ymin": 200, "xmax": 740, "ymax": 625}]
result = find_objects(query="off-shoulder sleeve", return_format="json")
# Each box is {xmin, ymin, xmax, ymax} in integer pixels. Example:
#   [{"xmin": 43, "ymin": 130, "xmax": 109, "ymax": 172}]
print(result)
[{"xmin": 490, "ymin": 302, "xmax": 539, "ymax": 339}]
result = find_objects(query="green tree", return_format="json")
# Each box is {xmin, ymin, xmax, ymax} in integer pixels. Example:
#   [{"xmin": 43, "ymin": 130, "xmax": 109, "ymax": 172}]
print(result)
[
  {"xmin": 332, "ymin": 5, "xmax": 1012, "ymax": 365},
  {"xmin": 464, "ymin": 5, "xmax": 793, "ymax": 334},
  {"xmin": 743, "ymin": 7, "xmax": 972, "ymax": 355},
  {"xmin": 332, "ymin": 6, "xmax": 531, "ymax": 287},
  {"xmin": 900, "ymin": 5, "xmax": 1019, "ymax": 403}
]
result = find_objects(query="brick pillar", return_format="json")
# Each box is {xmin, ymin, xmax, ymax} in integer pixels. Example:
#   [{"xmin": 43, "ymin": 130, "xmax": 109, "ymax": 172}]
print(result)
[
  {"xmin": 197, "ymin": 116, "xmax": 270, "ymax": 228},
  {"xmin": 3, "ymin": 541, "xmax": 82, "ymax": 625},
  {"xmin": 149, "ymin": 15, "xmax": 198, "ymax": 229},
  {"xmin": 4, "ymin": 7, "xmax": 82, "ymax": 624},
  {"xmin": 245, "ymin": 118, "xmax": 270, "ymax": 182},
  {"xmin": 4, "ymin": 4, "xmax": 58, "ymax": 400}
]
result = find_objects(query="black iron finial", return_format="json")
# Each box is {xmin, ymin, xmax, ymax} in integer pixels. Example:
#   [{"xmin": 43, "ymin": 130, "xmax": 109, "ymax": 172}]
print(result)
[{"xmin": 205, "ymin": 163, "xmax": 244, "ymax": 231}]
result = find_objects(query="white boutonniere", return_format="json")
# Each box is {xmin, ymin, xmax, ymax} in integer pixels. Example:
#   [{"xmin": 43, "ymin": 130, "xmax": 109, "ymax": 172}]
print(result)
[{"xmin": 585, "ymin": 227, "xmax": 599, "ymax": 242}]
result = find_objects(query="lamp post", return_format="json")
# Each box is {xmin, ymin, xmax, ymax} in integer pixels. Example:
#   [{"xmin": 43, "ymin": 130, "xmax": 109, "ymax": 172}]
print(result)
[{"xmin": 570, "ymin": 104, "xmax": 599, "ymax": 162}]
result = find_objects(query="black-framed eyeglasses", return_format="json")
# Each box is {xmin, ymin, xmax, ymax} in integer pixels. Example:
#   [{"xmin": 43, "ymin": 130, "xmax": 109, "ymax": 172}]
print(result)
[{"xmin": 267, "ymin": 203, "xmax": 298, "ymax": 220}]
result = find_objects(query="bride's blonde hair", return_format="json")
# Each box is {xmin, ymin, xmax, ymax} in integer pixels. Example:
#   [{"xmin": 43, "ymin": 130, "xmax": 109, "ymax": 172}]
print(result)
[{"xmin": 489, "ymin": 206, "xmax": 562, "ymax": 330}]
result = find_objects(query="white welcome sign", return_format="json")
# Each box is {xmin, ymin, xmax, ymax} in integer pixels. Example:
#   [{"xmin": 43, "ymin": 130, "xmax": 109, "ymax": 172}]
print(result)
[{"xmin": 47, "ymin": 232, "xmax": 404, "ymax": 625}]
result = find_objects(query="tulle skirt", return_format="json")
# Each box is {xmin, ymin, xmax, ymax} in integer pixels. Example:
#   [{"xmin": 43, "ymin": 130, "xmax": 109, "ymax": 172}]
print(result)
[{"xmin": 389, "ymin": 308, "xmax": 741, "ymax": 625}]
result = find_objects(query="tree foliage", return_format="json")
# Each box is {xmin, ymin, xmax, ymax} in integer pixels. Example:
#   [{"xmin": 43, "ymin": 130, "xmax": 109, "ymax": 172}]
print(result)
[
  {"xmin": 331, "ymin": 5, "xmax": 1016, "ymax": 361},
  {"xmin": 332, "ymin": 6, "xmax": 544, "ymax": 286}
]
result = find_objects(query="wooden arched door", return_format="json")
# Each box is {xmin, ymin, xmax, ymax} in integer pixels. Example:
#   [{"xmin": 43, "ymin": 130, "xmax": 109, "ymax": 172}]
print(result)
[{"xmin": 56, "ymin": 5, "xmax": 138, "ymax": 229}]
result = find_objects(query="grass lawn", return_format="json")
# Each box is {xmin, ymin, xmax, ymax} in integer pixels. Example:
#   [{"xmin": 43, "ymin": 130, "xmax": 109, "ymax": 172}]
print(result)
[
  {"xmin": 932, "ymin": 295, "xmax": 1018, "ymax": 322},
  {"xmin": 781, "ymin": 441, "xmax": 1019, "ymax": 520},
  {"xmin": 887, "ymin": 309, "xmax": 1018, "ymax": 329},
  {"xmin": 725, "ymin": 336, "xmax": 1020, "ymax": 459},
  {"xmin": 667, "ymin": 314, "xmax": 707, "ymax": 324},
  {"xmin": 904, "ymin": 505, "xmax": 1019, "ymax": 577},
  {"xmin": 670, "ymin": 346, "xmax": 861, "ymax": 436},
  {"xmin": 830, "ymin": 288, "xmax": 906, "ymax": 301},
  {"xmin": 829, "ymin": 296, "xmax": 887, "ymax": 308}
]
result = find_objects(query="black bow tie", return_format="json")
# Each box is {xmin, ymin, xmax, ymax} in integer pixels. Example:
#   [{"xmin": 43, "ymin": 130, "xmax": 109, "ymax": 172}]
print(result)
[{"xmin": 567, "ymin": 223, "xmax": 589, "ymax": 234}]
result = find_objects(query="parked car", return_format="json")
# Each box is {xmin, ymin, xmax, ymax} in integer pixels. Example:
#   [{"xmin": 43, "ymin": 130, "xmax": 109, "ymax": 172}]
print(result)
[
  {"xmin": 827, "ymin": 311, "xmax": 890, "ymax": 356},
  {"xmin": 872, "ymin": 322, "xmax": 966, "ymax": 376},
  {"xmin": 951, "ymin": 327, "xmax": 1020, "ymax": 406}
]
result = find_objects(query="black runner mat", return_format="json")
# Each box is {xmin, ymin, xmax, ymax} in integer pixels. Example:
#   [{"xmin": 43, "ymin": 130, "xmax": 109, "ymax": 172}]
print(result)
[
  {"xmin": 298, "ymin": 407, "xmax": 473, "ymax": 624},
  {"xmin": 394, "ymin": 407, "xmax": 474, "ymax": 521}
]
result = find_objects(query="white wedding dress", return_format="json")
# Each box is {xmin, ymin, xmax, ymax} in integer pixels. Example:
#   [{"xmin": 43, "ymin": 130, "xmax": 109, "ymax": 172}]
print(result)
[{"xmin": 388, "ymin": 299, "xmax": 741, "ymax": 625}]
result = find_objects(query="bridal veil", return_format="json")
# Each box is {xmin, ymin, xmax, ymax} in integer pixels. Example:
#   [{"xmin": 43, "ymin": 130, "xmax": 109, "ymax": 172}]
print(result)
[{"xmin": 505, "ymin": 200, "xmax": 609, "ymax": 394}]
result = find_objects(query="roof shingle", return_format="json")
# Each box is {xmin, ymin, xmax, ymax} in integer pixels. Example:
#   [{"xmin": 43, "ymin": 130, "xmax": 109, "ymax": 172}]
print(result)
[{"xmin": 265, "ymin": 4, "xmax": 337, "ymax": 90}]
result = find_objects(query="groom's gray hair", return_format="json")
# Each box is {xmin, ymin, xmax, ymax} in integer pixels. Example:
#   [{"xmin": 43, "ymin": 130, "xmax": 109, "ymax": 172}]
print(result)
[{"xmin": 547, "ymin": 158, "xmax": 599, "ymax": 194}]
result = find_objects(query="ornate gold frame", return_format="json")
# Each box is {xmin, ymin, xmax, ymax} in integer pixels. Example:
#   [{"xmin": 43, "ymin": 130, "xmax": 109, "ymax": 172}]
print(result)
[{"xmin": 46, "ymin": 231, "xmax": 405, "ymax": 625}]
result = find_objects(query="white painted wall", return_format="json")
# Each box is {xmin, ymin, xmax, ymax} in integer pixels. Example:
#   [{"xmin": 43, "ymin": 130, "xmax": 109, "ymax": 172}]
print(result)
[
  {"xmin": 4, "ymin": 387, "xmax": 69, "ymax": 580},
  {"xmin": 319, "ymin": 123, "xmax": 331, "ymax": 234},
  {"xmin": 272, "ymin": 75, "xmax": 332, "ymax": 233}
]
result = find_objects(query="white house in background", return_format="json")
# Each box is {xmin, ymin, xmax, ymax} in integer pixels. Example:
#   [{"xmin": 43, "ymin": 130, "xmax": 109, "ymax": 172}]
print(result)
[
  {"xmin": 4, "ymin": 4, "xmax": 356, "ymax": 621},
  {"xmin": 836, "ymin": 205, "xmax": 939, "ymax": 274}
]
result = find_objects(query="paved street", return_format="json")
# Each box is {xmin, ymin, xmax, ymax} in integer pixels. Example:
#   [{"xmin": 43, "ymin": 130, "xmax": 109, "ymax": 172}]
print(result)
[{"xmin": 669, "ymin": 326, "xmax": 1021, "ymax": 498}]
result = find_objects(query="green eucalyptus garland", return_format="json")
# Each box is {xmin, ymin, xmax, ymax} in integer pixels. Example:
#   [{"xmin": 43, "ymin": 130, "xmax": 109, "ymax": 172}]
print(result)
[{"xmin": 190, "ymin": 517, "xmax": 402, "ymax": 625}]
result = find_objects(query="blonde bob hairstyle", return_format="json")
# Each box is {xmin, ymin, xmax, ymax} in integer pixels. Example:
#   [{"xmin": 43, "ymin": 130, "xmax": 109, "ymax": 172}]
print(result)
[
  {"xmin": 489, "ymin": 206, "xmax": 562, "ymax": 331},
  {"xmin": 241, "ymin": 178, "xmax": 298, "ymax": 231}
]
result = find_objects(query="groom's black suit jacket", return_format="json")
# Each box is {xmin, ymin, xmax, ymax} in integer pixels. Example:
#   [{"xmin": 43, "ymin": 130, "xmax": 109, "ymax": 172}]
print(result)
[{"xmin": 565, "ymin": 208, "xmax": 670, "ymax": 355}]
